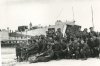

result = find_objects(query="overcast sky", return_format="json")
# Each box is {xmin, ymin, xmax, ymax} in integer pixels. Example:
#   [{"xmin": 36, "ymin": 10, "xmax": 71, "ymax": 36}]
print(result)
[{"xmin": 0, "ymin": 0, "xmax": 100, "ymax": 31}]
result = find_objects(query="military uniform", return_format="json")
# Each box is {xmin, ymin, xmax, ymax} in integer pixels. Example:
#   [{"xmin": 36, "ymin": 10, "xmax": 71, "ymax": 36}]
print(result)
[
  {"xmin": 89, "ymin": 31, "xmax": 98, "ymax": 38},
  {"xmin": 55, "ymin": 28, "xmax": 63, "ymax": 41},
  {"xmin": 36, "ymin": 49, "xmax": 54, "ymax": 62},
  {"xmin": 27, "ymin": 42, "xmax": 39, "ymax": 58},
  {"xmin": 16, "ymin": 44, "xmax": 21, "ymax": 61},
  {"xmin": 52, "ymin": 41, "xmax": 62, "ymax": 59},
  {"xmin": 73, "ymin": 40, "xmax": 80, "ymax": 59},
  {"xmin": 21, "ymin": 47, "xmax": 27, "ymax": 61},
  {"xmin": 60, "ymin": 40, "xmax": 68, "ymax": 59},
  {"xmin": 29, "ymin": 45, "xmax": 54, "ymax": 63},
  {"xmin": 82, "ymin": 29, "xmax": 89, "ymax": 42},
  {"xmin": 89, "ymin": 27, "xmax": 98, "ymax": 38},
  {"xmin": 80, "ymin": 41, "xmax": 89, "ymax": 59},
  {"xmin": 38, "ymin": 39, "xmax": 47, "ymax": 53}
]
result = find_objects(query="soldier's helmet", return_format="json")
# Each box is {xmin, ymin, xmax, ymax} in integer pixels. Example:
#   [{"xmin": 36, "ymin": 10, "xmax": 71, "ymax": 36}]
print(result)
[
  {"xmin": 89, "ymin": 27, "xmax": 94, "ymax": 31},
  {"xmin": 40, "ymin": 35, "xmax": 45, "ymax": 39},
  {"xmin": 89, "ymin": 27, "xmax": 93, "ymax": 29},
  {"xmin": 57, "ymin": 28, "xmax": 61, "ymax": 32},
  {"xmin": 84, "ymin": 28, "xmax": 88, "ymax": 31}
]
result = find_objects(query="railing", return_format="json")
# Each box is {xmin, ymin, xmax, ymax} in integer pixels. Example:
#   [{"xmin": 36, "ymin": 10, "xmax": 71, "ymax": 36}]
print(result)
[{"xmin": 1, "ymin": 40, "xmax": 27, "ymax": 47}]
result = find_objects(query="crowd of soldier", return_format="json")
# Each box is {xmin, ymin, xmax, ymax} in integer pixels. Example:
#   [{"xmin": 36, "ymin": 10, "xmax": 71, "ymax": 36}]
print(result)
[{"xmin": 16, "ymin": 27, "xmax": 100, "ymax": 63}]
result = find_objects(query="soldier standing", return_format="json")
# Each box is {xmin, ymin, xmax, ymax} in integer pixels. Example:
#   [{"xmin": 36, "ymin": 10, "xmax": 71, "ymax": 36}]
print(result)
[
  {"xmin": 55, "ymin": 28, "xmax": 63, "ymax": 41},
  {"xmin": 16, "ymin": 43, "xmax": 22, "ymax": 62},
  {"xmin": 82, "ymin": 28, "xmax": 89, "ymax": 43},
  {"xmin": 89, "ymin": 27, "xmax": 98, "ymax": 37},
  {"xmin": 88, "ymin": 27, "xmax": 99, "ymax": 57}
]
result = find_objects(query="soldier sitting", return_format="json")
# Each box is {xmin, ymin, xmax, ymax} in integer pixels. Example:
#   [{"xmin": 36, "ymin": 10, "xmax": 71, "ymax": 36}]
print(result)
[
  {"xmin": 79, "ymin": 39, "xmax": 89, "ymax": 60},
  {"xmin": 60, "ymin": 38, "xmax": 68, "ymax": 59},
  {"xmin": 52, "ymin": 39, "xmax": 62, "ymax": 60},
  {"xmin": 27, "ymin": 39, "xmax": 39, "ymax": 59},
  {"xmin": 28, "ymin": 44, "xmax": 54, "ymax": 63}
]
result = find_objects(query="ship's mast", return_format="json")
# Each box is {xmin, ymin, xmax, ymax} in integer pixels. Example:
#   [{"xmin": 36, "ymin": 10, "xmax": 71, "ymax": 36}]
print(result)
[
  {"xmin": 91, "ymin": 5, "xmax": 94, "ymax": 29},
  {"xmin": 56, "ymin": 8, "xmax": 63, "ymax": 20},
  {"xmin": 72, "ymin": 6, "xmax": 75, "ymax": 22}
]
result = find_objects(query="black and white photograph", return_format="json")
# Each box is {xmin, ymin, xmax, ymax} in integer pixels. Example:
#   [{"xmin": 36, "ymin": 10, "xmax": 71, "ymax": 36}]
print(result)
[{"xmin": 0, "ymin": 0, "xmax": 100, "ymax": 66}]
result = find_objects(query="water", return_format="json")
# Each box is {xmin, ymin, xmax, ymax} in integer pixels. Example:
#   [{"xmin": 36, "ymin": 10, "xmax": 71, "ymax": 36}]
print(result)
[{"xmin": 1, "ymin": 47, "xmax": 17, "ymax": 66}]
